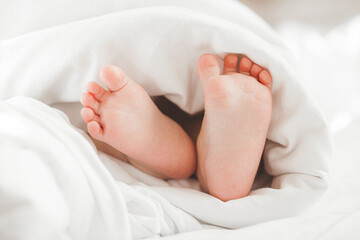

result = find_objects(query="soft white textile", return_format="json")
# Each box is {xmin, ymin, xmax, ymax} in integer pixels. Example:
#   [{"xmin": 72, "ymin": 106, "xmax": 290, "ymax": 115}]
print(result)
[
  {"xmin": 0, "ymin": 0, "xmax": 332, "ymax": 239},
  {"xmin": 0, "ymin": 97, "xmax": 131, "ymax": 240}
]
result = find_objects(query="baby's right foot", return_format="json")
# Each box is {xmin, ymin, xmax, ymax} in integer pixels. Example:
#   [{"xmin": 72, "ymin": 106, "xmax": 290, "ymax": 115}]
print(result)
[
  {"xmin": 80, "ymin": 65, "xmax": 196, "ymax": 179},
  {"xmin": 196, "ymin": 54, "xmax": 272, "ymax": 201}
]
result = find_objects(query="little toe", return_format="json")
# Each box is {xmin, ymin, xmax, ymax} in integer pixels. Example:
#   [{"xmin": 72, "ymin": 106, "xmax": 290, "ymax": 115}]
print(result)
[
  {"xmin": 100, "ymin": 65, "xmax": 129, "ymax": 92},
  {"xmin": 259, "ymin": 70, "xmax": 272, "ymax": 89},
  {"xmin": 197, "ymin": 54, "xmax": 221, "ymax": 83},
  {"xmin": 238, "ymin": 56, "xmax": 252, "ymax": 74},
  {"xmin": 81, "ymin": 107, "xmax": 100, "ymax": 123},
  {"xmin": 80, "ymin": 93, "xmax": 100, "ymax": 114},
  {"xmin": 86, "ymin": 81, "xmax": 108, "ymax": 101},
  {"xmin": 250, "ymin": 64, "xmax": 263, "ymax": 79},
  {"xmin": 223, "ymin": 54, "xmax": 238, "ymax": 75},
  {"xmin": 87, "ymin": 121, "xmax": 104, "ymax": 140}
]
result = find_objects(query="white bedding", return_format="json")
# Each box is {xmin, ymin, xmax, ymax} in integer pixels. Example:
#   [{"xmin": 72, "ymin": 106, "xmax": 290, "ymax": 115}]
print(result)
[{"xmin": 0, "ymin": 0, "xmax": 354, "ymax": 239}]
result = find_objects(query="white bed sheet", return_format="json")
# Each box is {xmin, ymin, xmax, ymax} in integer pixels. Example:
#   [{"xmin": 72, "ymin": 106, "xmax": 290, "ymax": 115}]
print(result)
[
  {"xmin": 152, "ymin": 118, "xmax": 360, "ymax": 239},
  {"xmin": 0, "ymin": 0, "xmax": 358, "ymax": 239}
]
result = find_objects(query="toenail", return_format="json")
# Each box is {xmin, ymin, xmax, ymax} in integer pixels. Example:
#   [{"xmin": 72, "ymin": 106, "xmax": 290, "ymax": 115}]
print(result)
[
  {"xmin": 259, "ymin": 70, "xmax": 272, "ymax": 85},
  {"xmin": 251, "ymin": 64, "xmax": 262, "ymax": 76},
  {"xmin": 225, "ymin": 55, "xmax": 238, "ymax": 64},
  {"xmin": 240, "ymin": 57, "xmax": 252, "ymax": 70},
  {"xmin": 261, "ymin": 70, "xmax": 270, "ymax": 78}
]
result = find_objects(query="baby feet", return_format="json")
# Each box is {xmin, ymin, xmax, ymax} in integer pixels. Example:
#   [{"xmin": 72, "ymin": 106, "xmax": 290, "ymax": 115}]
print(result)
[
  {"xmin": 80, "ymin": 55, "xmax": 272, "ymax": 202},
  {"xmin": 196, "ymin": 54, "xmax": 272, "ymax": 201},
  {"xmin": 80, "ymin": 65, "xmax": 196, "ymax": 179}
]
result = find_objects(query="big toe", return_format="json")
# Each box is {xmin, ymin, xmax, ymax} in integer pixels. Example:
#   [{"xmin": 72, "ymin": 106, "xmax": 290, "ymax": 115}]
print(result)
[
  {"xmin": 100, "ymin": 65, "xmax": 129, "ymax": 92},
  {"xmin": 197, "ymin": 54, "xmax": 221, "ymax": 83}
]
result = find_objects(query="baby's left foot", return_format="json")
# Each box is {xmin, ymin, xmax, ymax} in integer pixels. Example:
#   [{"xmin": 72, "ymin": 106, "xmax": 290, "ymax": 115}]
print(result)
[
  {"xmin": 80, "ymin": 65, "xmax": 196, "ymax": 179},
  {"xmin": 196, "ymin": 54, "xmax": 272, "ymax": 201}
]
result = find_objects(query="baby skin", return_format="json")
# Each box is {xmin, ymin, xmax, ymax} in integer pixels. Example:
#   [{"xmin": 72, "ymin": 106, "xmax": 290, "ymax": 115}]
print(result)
[{"xmin": 80, "ymin": 54, "xmax": 272, "ymax": 201}]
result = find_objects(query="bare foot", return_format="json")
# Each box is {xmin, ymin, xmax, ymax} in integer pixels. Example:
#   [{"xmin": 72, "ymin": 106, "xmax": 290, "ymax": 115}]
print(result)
[
  {"xmin": 80, "ymin": 65, "xmax": 196, "ymax": 179},
  {"xmin": 196, "ymin": 54, "xmax": 272, "ymax": 201}
]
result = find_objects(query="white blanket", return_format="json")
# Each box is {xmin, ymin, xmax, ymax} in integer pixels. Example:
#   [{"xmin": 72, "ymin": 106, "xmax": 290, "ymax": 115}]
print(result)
[{"xmin": 0, "ymin": 0, "xmax": 332, "ymax": 239}]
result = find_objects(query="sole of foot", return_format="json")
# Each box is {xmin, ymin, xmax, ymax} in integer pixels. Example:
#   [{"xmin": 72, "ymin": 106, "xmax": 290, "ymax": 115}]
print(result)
[
  {"xmin": 196, "ymin": 53, "xmax": 272, "ymax": 201},
  {"xmin": 80, "ymin": 65, "xmax": 196, "ymax": 179}
]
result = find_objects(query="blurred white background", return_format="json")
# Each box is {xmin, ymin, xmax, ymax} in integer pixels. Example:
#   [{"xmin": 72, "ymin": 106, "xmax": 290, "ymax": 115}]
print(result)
[{"xmin": 242, "ymin": 0, "xmax": 360, "ymax": 30}]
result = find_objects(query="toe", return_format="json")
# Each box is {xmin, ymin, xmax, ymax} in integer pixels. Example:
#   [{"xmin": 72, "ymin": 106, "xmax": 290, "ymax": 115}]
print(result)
[
  {"xmin": 223, "ymin": 54, "xmax": 238, "ymax": 74},
  {"xmin": 81, "ymin": 107, "xmax": 100, "ymax": 123},
  {"xmin": 259, "ymin": 70, "xmax": 272, "ymax": 89},
  {"xmin": 100, "ymin": 65, "xmax": 129, "ymax": 92},
  {"xmin": 80, "ymin": 93, "xmax": 100, "ymax": 114},
  {"xmin": 87, "ymin": 121, "xmax": 104, "ymax": 140},
  {"xmin": 250, "ymin": 64, "xmax": 263, "ymax": 79},
  {"xmin": 197, "ymin": 54, "xmax": 221, "ymax": 82},
  {"xmin": 238, "ymin": 56, "xmax": 252, "ymax": 74},
  {"xmin": 86, "ymin": 81, "xmax": 108, "ymax": 101}
]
